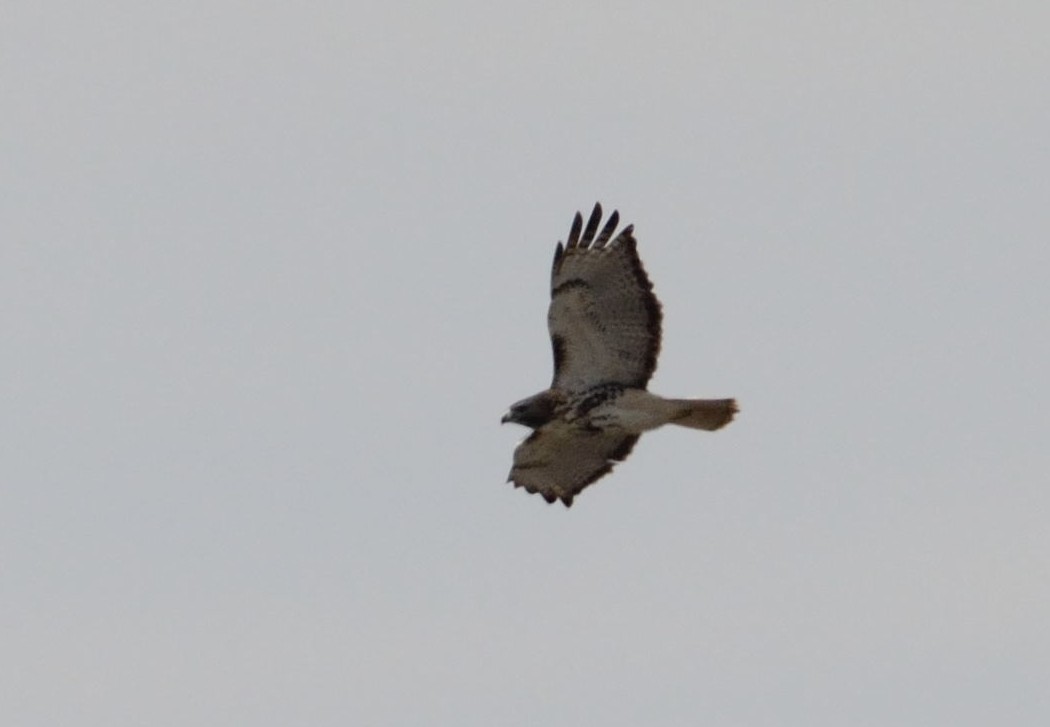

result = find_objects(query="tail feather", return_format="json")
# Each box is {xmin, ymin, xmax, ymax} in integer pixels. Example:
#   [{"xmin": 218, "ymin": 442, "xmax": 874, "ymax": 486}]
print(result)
[{"xmin": 668, "ymin": 398, "xmax": 738, "ymax": 431}]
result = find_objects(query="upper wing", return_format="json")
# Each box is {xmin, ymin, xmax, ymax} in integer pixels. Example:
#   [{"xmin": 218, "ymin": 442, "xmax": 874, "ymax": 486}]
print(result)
[
  {"xmin": 506, "ymin": 422, "xmax": 640, "ymax": 507},
  {"xmin": 548, "ymin": 203, "xmax": 662, "ymax": 393}
]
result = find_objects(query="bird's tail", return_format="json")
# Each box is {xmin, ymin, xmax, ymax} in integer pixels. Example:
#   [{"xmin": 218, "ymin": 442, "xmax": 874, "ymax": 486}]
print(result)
[{"xmin": 667, "ymin": 398, "xmax": 738, "ymax": 431}]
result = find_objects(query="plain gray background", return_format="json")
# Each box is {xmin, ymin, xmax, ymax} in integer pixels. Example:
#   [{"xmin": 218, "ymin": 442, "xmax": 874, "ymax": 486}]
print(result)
[{"xmin": 3, "ymin": 2, "xmax": 1048, "ymax": 725}]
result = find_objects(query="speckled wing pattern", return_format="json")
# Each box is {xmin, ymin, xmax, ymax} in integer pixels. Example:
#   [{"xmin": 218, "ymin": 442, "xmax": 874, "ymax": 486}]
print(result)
[
  {"xmin": 547, "ymin": 203, "xmax": 663, "ymax": 393},
  {"xmin": 508, "ymin": 423, "xmax": 639, "ymax": 507}
]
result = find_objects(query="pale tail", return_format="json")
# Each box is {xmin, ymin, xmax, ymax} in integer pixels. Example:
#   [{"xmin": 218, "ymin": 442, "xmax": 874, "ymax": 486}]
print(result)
[{"xmin": 668, "ymin": 398, "xmax": 738, "ymax": 431}]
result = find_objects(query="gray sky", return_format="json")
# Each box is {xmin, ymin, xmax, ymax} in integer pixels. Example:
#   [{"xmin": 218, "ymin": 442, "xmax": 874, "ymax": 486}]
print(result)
[{"xmin": 3, "ymin": 2, "xmax": 1049, "ymax": 725}]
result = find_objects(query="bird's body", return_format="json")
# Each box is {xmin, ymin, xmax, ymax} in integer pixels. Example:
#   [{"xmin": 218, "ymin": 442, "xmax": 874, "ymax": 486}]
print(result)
[
  {"xmin": 506, "ymin": 386, "xmax": 733, "ymax": 433},
  {"xmin": 502, "ymin": 204, "xmax": 736, "ymax": 507}
]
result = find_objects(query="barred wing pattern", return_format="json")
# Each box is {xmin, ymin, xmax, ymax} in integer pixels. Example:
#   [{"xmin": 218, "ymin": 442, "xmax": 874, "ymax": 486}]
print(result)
[{"xmin": 547, "ymin": 204, "xmax": 663, "ymax": 393}]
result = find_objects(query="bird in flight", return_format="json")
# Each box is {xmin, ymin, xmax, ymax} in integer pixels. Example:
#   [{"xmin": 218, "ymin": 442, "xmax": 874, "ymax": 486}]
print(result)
[{"xmin": 502, "ymin": 203, "xmax": 737, "ymax": 506}]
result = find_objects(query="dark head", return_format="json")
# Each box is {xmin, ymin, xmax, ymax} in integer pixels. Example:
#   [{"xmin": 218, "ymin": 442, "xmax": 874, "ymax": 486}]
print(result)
[{"xmin": 501, "ymin": 390, "xmax": 562, "ymax": 428}]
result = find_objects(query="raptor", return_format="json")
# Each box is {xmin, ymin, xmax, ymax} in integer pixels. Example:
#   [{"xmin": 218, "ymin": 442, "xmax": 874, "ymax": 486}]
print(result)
[{"xmin": 502, "ymin": 203, "xmax": 737, "ymax": 506}]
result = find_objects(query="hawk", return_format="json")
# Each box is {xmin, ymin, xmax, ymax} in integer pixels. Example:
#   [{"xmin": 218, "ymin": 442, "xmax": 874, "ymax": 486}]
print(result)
[{"xmin": 502, "ymin": 203, "xmax": 737, "ymax": 507}]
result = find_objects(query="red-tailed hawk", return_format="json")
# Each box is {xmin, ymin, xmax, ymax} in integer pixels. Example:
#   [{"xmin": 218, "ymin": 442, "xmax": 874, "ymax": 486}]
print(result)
[{"xmin": 502, "ymin": 203, "xmax": 737, "ymax": 507}]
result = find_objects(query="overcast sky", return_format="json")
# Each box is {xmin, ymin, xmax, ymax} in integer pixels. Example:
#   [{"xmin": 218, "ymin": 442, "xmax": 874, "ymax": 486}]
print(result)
[{"xmin": 3, "ymin": 2, "xmax": 1049, "ymax": 725}]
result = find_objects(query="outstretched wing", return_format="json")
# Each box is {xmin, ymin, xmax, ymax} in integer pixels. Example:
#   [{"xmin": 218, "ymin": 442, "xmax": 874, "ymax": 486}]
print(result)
[
  {"xmin": 548, "ymin": 203, "xmax": 662, "ymax": 393},
  {"xmin": 506, "ymin": 422, "xmax": 640, "ymax": 507}
]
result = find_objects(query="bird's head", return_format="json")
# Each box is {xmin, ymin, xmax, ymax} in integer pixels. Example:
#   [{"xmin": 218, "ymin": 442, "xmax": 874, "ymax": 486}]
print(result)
[{"xmin": 501, "ymin": 390, "xmax": 561, "ymax": 428}]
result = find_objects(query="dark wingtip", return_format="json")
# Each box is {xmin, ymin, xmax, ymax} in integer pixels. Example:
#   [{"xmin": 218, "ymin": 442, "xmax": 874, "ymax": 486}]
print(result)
[
  {"xmin": 580, "ymin": 203, "xmax": 603, "ymax": 248},
  {"xmin": 551, "ymin": 241, "xmax": 565, "ymax": 278},
  {"xmin": 566, "ymin": 212, "xmax": 583, "ymax": 249},
  {"xmin": 593, "ymin": 210, "xmax": 619, "ymax": 249}
]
